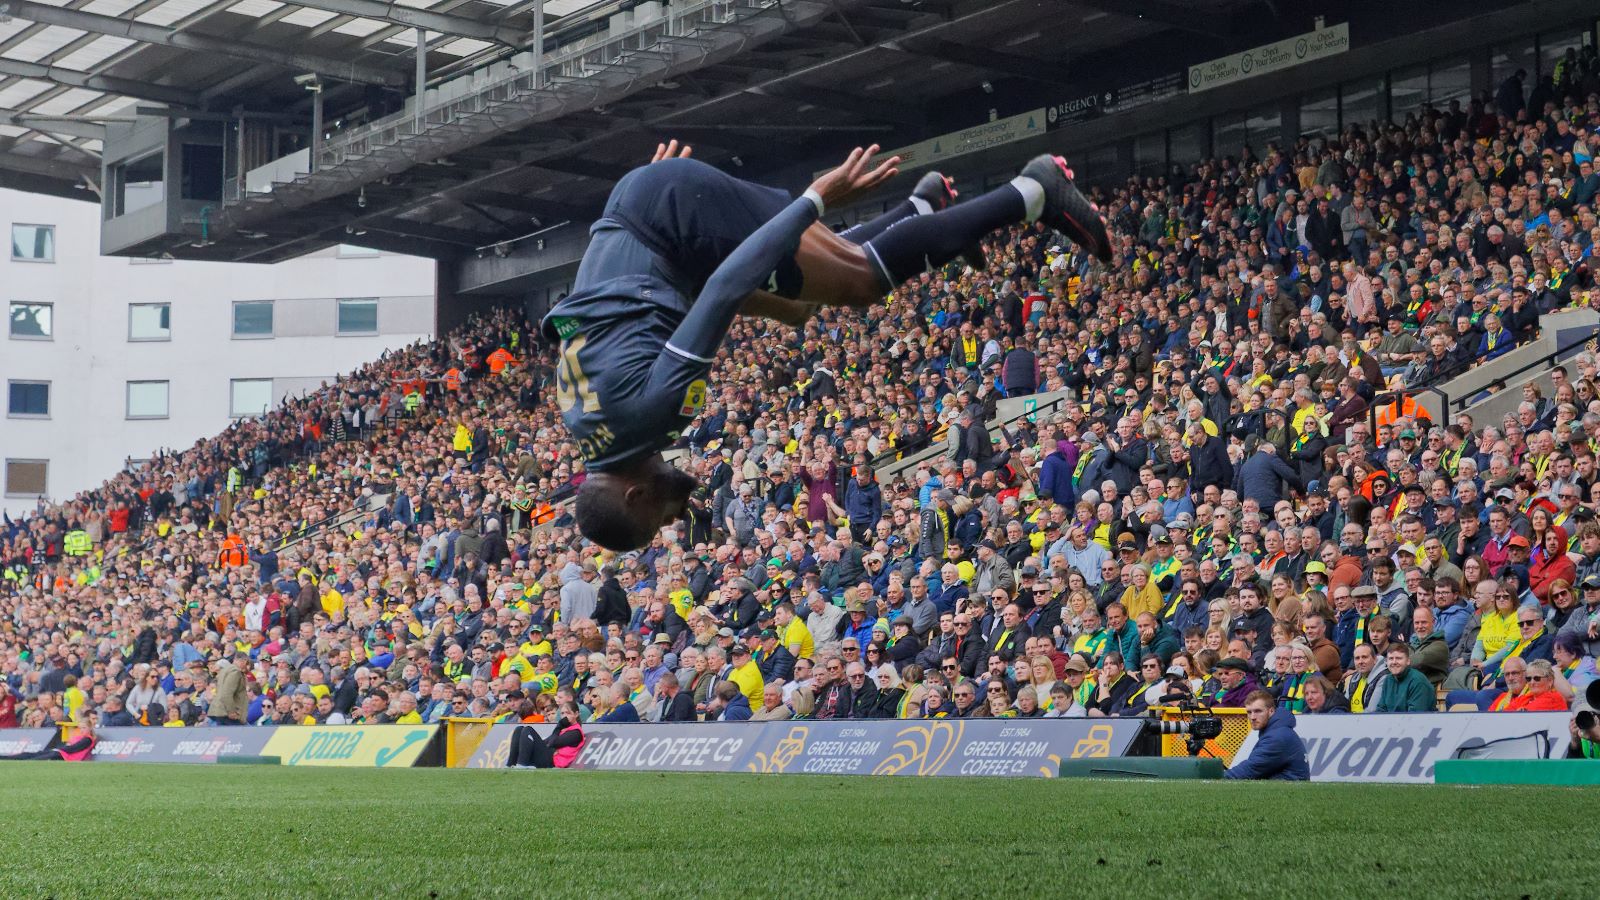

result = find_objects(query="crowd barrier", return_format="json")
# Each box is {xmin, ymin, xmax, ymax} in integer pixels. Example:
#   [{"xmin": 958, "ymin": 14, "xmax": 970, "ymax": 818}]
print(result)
[
  {"xmin": 5, "ymin": 725, "xmax": 441, "ymax": 767},
  {"xmin": 454, "ymin": 719, "xmax": 1145, "ymax": 776},
  {"xmin": 0, "ymin": 728, "xmax": 59, "ymax": 757},
  {"xmin": 1157, "ymin": 706, "xmax": 1250, "ymax": 763},
  {"xmin": 93, "ymin": 728, "xmax": 277, "ymax": 763},
  {"xmin": 1230, "ymin": 712, "xmax": 1570, "ymax": 783},
  {"xmin": 261, "ymin": 725, "xmax": 441, "ymax": 767},
  {"xmin": 4, "ymin": 714, "xmax": 1573, "ymax": 781}
]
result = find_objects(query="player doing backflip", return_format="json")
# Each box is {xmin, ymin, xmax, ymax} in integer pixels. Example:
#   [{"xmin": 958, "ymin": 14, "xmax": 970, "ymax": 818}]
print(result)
[{"xmin": 542, "ymin": 140, "xmax": 1112, "ymax": 551}]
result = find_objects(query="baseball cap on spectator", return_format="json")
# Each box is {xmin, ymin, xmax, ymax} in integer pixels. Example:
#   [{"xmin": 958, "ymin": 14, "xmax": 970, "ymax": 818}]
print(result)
[
  {"xmin": 1062, "ymin": 657, "xmax": 1090, "ymax": 673},
  {"xmin": 1581, "ymin": 574, "xmax": 1600, "ymax": 591},
  {"xmin": 717, "ymin": 627, "xmax": 735, "ymax": 639},
  {"xmin": 978, "ymin": 539, "xmax": 999, "ymax": 551},
  {"xmin": 1508, "ymin": 535, "xmax": 1530, "ymax": 549},
  {"xmin": 1020, "ymin": 562, "xmax": 1039, "ymax": 578},
  {"xmin": 730, "ymin": 643, "xmax": 750, "ymax": 657},
  {"xmin": 1117, "ymin": 533, "xmax": 1137, "ymax": 549}
]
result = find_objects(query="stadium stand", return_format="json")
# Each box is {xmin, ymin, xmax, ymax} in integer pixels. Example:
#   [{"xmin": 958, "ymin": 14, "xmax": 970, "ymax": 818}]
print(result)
[{"xmin": 1, "ymin": 51, "xmax": 1599, "ymax": 748}]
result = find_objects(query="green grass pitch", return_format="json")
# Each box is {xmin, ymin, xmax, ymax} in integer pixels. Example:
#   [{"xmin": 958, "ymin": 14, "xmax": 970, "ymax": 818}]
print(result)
[{"xmin": 0, "ymin": 763, "xmax": 1589, "ymax": 899}]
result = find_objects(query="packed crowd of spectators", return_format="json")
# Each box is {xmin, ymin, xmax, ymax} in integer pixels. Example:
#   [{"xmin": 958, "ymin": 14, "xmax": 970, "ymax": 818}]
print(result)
[{"xmin": 2, "ymin": 55, "xmax": 1599, "ymax": 760}]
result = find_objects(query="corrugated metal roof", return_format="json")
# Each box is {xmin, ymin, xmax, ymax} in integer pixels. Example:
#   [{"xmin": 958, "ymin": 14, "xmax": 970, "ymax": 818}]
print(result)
[{"xmin": 0, "ymin": 0, "xmax": 580, "ymax": 178}]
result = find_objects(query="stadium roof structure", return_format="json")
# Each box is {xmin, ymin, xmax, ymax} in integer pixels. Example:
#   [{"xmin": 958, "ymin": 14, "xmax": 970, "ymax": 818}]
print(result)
[{"xmin": 0, "ymin": 0, "xmax": 1267, "ymax": 264}]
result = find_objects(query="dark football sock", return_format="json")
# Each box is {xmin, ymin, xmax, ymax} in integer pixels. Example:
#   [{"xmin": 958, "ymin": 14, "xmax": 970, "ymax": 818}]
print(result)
[
  {"xmin": 862, "ymin": 182, "xmax": 1030, "ymax": 289},
  {"xmin": 839, "ymin": 199, "xmax": 918, "ymax": 244}
]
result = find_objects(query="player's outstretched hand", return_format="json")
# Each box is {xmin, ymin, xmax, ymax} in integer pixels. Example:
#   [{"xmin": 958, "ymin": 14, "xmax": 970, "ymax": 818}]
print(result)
[
  {"xmin": 651, "ymin": 140, "xmax": 693, "ymax": 163},
  {"xmin": 809, "ymin": 145, "xmax": 899, "ymax": 210}
]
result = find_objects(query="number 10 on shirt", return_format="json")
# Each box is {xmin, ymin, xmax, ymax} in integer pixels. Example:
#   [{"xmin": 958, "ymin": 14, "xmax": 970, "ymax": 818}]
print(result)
[{"xmin": 556, "ymin": 335, "xmax": 600, "ymax": 413}]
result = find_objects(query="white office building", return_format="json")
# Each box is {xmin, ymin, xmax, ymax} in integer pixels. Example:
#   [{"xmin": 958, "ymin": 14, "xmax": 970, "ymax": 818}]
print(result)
[{"xmin": 2, "ymin": 187, "xmax": 436, "ymax": 515}]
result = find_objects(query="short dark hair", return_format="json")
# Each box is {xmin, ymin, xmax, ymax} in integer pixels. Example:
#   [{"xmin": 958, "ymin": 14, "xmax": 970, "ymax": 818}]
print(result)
[{"xmin": 574, "ymin": 478, "xmax": 657, "ymax": 551}]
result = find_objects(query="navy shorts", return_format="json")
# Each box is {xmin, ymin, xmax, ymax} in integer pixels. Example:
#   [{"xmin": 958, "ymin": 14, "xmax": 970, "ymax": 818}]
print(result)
[{"xmin": 575, "ymin": 158, "xmax": 792, "ymax": 298}]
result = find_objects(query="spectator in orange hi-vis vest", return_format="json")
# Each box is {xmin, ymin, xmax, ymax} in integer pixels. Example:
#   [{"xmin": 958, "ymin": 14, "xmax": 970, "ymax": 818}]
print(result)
[
  {"xmin": 217, "ymin": 533, "xmax": 247, "ymax": 568},
  {"xmin": 487, "ymin": 347, "xmax": 517, "ymax": 375}
]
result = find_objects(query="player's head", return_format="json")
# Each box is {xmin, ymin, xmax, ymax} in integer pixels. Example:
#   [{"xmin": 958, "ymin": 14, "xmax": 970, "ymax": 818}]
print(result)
[{"xmin": 575, "ymin": 455, "xmax": 697, "ymax": 551}]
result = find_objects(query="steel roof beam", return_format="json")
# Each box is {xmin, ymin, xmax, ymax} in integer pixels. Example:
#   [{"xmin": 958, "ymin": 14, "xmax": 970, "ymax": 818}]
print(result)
[
  {"xmin": 753, "ymin": 82, "xmax": 925, "ymax": 127},
  {"xmin": 886, "ymin": 39, "xmax": 1076, "ymax": 87},
  {"xmin": 0, "ymin": 0, "xmax": 407, "ymax": 86},
  {"xmin": 0, "ymin": 56, "xmax": 199, "ymax": 105},
  {"xmin": 362, "ymin": 214, "xmax": 485, "ymax": 245},
  {"xmin": 0, "ymin": 149, "xmax": 94, "ymax": 180},
  {"xmin": 1070, "ymin": 0, "xmax": 1239, "ymax": 37},
  {"xmin": 0, "ymin": 111, "xmax": 107, "ymax": 140},
  {"xmin": 281, "ymin": 0, "xmax": 526, "ymax": 47}
]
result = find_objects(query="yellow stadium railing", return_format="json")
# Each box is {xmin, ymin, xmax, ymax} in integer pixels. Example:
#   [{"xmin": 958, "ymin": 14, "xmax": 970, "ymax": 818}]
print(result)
[
  {"xmin": 1156, "ymin": 706, "xmax": 1251, "ymax": 764},
  {"xmin": 442, "ymin": 717, "xmax": 499, "ymax": 768}
]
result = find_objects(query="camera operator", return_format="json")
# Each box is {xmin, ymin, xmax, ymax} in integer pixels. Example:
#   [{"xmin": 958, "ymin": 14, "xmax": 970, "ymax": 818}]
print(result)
[
  {"xmin": 1223, "ymin": 690, "xmax": 1309, "ymax": 781},
  {"xmin": 1571, "ymin": 711, "xmax": 1600, "ymax": 759},
  {"xmin": 1570, "ymin": 682, "xmax": 1600, "ymax": 759}
]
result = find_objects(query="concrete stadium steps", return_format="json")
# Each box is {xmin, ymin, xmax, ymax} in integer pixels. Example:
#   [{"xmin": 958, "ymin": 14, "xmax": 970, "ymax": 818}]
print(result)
[
  {"xmin": 1441, "ymin": 308, "xmax": 1599, "ymax": 427},
  {"xmin": 872, "ymin": 388, "xmax": 1075, "ymax": 486}
]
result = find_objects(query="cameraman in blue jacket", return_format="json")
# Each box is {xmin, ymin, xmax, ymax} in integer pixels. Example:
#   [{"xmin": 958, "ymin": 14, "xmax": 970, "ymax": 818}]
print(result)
[{"xmin": 1225, "ymin": 690, "xmax": 1310, "ymax": 780}]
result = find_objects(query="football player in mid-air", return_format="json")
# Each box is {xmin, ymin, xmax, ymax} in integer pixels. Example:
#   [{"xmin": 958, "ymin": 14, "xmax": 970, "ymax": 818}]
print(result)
[{"xmin": 543, "ymin": 140, "xmax": 1112, "ymax": 551}]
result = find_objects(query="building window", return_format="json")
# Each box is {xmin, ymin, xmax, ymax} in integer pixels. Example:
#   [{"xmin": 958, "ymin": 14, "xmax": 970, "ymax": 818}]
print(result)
[
  {"xmin": 128, "ymin": 302, "xmax": 172, "ymax": 341},
  {"xmin": 3, "ymin": 459, "xmax": 47, "ymax": 498},
  {"xmin": 337, "ymin": 298, "xmax": 379, "ymax": 335},
  {"xmin": 1132, "ymin": 131, "xmax": 1165, "ymax": 176},
  {"xmin": 1301, "ymin": 86, "xmax": 1339, "ymax": 136},
  {"xmin": 9, "ymin": 299, "xmax": 53, "ymax": 337},
  {"xmin": 1341, "ymin": 79, "xmax": 1382, "ymax": 130},
  {"xmin": 337, "ymin": 243, "xmax": 379, "ymax": 258},
  {"xmin": 230, "ymin": 378, "xmax": 273, "ymax": 417},
  {"xmin": 10, "ymin": 224, "xmax": 53, "ymax": 262},
  {"xmin": 1431, "ymin": 57, "xmax": 1472, "ymax": 108},
  {"xmin": 126, "ymin": 380, "xmax": 170, "ymax": 419},
  {"xmin": 6, "ymin": 380, "xmax": 49, "ymax": 418},
  {"xmin": 1390, "ymin": 64, "xmax": 1429, "ymax": 123},
  {"xmin": 1491, "ymin": 39, "xmax": 1537, "ymax": 91},
  {"xmin": 1168, "ymin": 122, "xmax": 1207, "ymax": 168},
  {"xmin": 8, "ymin": 301, "xmax": 53, "ymax": 340},
  {"xmin": 1538, "ymin": 27, "xmax": 1589, "ymax": 79},
  {"xmin": 232, "ymin": 300, "xmax": 273, "ymax": 338}
]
